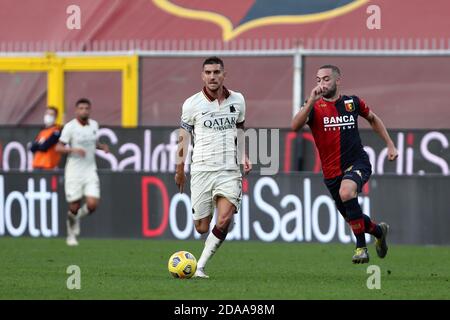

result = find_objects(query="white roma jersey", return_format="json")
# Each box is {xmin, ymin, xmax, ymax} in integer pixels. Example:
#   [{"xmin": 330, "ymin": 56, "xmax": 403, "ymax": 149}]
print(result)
[
  {"xmin": 181, "ymin": 87, "xmax": 246, "ymax": 172},
  {"xmin": 59, "ymin": 118, "xmax": 99, "ymax": 178}
]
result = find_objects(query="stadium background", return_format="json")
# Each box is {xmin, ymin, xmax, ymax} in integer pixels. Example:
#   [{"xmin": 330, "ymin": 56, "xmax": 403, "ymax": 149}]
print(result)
[
  {"xmin": 1, "ymin": 0, "xmax": 449, "ymax": 302},
  {"xmin": 0, "ymin": 2, "xmax": 449, "ymax": 245}
]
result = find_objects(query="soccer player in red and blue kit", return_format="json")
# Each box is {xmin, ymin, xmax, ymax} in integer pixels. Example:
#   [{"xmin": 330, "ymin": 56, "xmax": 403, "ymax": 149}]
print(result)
[{"xmin": 292, "ymin": 65, "xmax": 398, "ymax": 263}]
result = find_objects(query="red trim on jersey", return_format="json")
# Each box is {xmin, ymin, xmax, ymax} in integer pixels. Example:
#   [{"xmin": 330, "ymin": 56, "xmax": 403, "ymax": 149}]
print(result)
[
  {"xmin": 358, "ymin": 98, "xmax": 370, "ymax": 117},
  {"xmin": 202, "ymin": 86, "xmax": 230, "ymax": 102}
]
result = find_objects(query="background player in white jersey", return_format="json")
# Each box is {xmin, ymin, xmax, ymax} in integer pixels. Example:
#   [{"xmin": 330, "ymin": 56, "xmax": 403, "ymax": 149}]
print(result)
[
  {"xmin": 175, "ymin": 56, "xmax": 252, "ymax": 278},
  {"xmin": 56, "ymin": 98, "xmax": 109, "ymax": 246}
]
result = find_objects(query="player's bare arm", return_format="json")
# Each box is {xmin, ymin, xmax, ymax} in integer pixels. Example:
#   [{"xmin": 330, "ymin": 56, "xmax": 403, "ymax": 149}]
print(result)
[
  {"xmin": 174, "ymin": 127, "xmax": 190, "ymax": 193},
  {"xmin": 363, "ymin": 111, "xmax": 398, "ymax": 161},
  {"xmin": 55, "ymin": 141, "xmax": 86, "ymax": 157},
  {"xmin": 96, "ymin": 141, "xmax": 110, "ymax": 153},
  {"xmin": 291, "ymin": 84, "xmax": 323, "ymax": 131},
  {"xmin": 237, "ymin": 121, "xmax": 252, "ymax": 175}
]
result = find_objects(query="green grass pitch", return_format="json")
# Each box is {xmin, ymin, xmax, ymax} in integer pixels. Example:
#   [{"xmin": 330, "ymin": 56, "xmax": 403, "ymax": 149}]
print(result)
[{"xmin": 0, "ymin": 238, "xmax": 449, "ymax": 300}]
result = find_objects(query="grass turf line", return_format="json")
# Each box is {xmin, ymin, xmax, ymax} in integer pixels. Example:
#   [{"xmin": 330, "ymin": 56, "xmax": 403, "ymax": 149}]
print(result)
[{"xmin": 0, "ymin": 238, "xmax": 449, "ymax": 299}]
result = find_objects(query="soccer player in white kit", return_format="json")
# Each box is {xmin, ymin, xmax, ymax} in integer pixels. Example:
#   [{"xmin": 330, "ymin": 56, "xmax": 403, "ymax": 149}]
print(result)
[
  {"xmin": 175, "ymin": 57, "xmax": 252, "ymax": 278},
  {"xmin": 55, "ymin": 98, "xmax": 109, "ymax": 246}
]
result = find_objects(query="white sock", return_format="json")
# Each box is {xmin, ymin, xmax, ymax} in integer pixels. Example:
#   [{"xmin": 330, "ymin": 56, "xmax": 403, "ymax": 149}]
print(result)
[
  {"xmin": 76, "ymin": 204, "xmax": 90, "ymax": 219},
  {"xmin": 197, "ymin": 231, "xmax": 224, "ymax": 270},
  {"xmin": 68, "ymin": 211, "xmax": 77, "ymax": 220}
]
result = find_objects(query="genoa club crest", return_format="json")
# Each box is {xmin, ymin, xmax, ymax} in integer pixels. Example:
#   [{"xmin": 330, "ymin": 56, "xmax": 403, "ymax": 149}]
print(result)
[{"xmin": 344, "ymin": 99, "xmax": 355, "ymax": 112}]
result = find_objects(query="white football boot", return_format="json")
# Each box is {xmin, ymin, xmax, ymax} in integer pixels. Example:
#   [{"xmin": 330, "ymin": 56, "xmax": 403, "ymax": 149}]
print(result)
[
  {"xmin": 66, "ymin": 234, "xmax": 78, "ymax": 247},
  {"xmin": 193, "ymin": 268, "xmax": 209, "ymax": 279}
]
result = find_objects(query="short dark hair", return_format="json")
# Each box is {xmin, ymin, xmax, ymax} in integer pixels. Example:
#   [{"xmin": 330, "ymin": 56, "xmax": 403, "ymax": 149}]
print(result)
[
  {"xmin": 47, "ymin": 106, "xmax": 58, "ymax": 117},
  {"xmin": 75, "ymin": 98, "xmax": 91, "ymax": 107},
  {"xmin": 319, "ymin": 65, "xmax": 341, "ymax": 76},
  {"xmin": 203, "ymin": 56, "xmax": 224, "ymax": 69}
]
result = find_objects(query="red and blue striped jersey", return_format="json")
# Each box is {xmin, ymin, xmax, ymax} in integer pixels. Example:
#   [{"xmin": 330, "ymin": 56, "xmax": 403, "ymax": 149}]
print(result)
[{"xmin": 306, "ymin": 95, "xmax": 370, "ymax": 179}]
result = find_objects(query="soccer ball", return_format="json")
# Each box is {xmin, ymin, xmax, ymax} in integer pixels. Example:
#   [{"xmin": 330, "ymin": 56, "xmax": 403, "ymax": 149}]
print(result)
[{"xmin": 168, "ymin": 251, "xmax": 197, "ymax": 279}]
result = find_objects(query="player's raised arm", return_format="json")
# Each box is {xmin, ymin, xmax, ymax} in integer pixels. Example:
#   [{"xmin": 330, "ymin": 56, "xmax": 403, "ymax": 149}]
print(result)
[
  {"xmin": 362, "ymin": 110, "xmax": 398, "ymax": 161},
  {"xmin": 174, "ymin": 127, "xmax": 191, "ymax": 193},
  {"xmin": 291, "ymin": 84, "xmax": 323, "ymax": 131}
]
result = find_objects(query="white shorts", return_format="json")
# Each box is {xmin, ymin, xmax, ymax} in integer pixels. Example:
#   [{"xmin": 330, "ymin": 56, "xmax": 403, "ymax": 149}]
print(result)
[
  {"xmin": 190, "ymin": 170, "xmax": 242, "ymax": 221},
  {"xmin": 65, "ymin": 173, "xmax": 100, "ymax": 203}
]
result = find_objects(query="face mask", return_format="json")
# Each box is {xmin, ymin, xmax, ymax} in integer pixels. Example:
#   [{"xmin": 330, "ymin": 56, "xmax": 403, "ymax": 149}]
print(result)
[{"xmin": 44, "ymin": 114, "xmax": 55, "ymax": 127}]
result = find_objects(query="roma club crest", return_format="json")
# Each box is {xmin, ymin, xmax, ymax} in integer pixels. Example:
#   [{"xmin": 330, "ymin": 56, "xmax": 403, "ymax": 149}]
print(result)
[{"xmin": 153, "ymin": 0, "xmax": 369, "ymax": 41}]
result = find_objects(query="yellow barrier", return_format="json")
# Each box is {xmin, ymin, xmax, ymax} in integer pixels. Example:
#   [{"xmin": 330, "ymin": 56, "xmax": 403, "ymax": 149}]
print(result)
[{"xmin": 0, "ymin": 53, "xmax": 139, "ymax": 127}]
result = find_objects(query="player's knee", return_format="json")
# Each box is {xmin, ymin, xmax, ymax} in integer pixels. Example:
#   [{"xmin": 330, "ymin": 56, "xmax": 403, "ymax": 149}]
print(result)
[
  {"xmin": 195, "ymin": 225, "xmax": 209, "ymax": 234},
  {"xmin": 195, "ymin": 224, "xmax": 209, "ymax": 234},
  {"xmin": 86, "ymin": 199, "xmax": 99, "ymax": 213},
  {"xmin": 339, "ymin": 187, "xmax": 356, "ymax": 202},
  {"xmin": 87, "ymin": 204, "xmax": 97, "ymax": 213},
  {"xmin": 69, "ymin": 204, "xmax": 80, "ymax": 214}
]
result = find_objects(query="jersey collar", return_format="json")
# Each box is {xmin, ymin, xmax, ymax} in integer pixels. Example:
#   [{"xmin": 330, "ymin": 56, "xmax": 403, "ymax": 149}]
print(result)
[
  {"xmin": 202, "ymin": 86, "xmax": 230, "ymax": 102},
  {"xmin": 321, "ymin": 95, "xmax": 342, "ymax": 104},
  {"xmin": 76, "ymin": 118, "xmax": 90, "ymax": 126}
]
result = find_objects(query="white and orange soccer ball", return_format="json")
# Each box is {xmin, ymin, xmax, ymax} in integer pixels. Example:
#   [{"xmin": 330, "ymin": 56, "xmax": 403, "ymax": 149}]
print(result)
[{"xmin": 168, "ymin": 251, "xmax": 197, "ymax": 279}]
